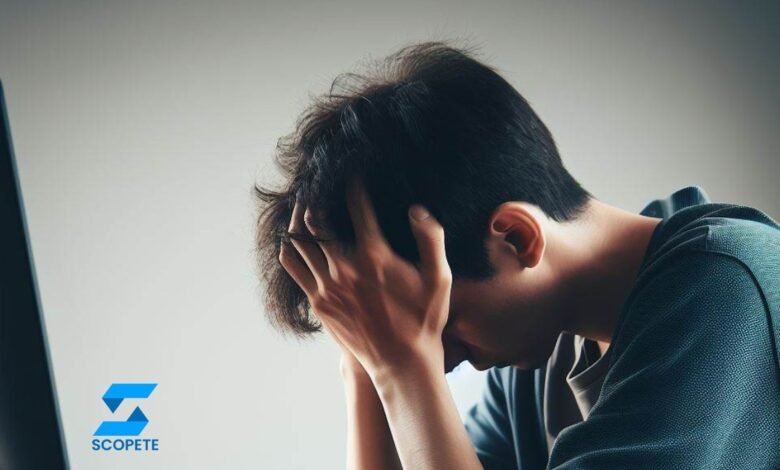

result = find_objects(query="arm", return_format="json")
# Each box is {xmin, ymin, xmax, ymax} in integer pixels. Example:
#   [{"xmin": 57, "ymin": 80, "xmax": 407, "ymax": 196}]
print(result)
[
  {"xmin": 371, "ymin": 353, "xmax": 483, "ymax": 470},
  {"xmin": 341, "ymin": 354, "xmax": 402, "ymax": 470}
]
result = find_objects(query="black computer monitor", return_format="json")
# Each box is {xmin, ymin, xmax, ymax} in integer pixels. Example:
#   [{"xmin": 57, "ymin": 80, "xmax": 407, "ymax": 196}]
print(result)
[{"xmin": 0, "ymin": 80, "xmax": 69, "ymax": 469}]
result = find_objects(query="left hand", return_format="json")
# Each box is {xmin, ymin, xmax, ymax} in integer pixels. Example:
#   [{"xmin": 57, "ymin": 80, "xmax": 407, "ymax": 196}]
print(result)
[{"xmin": 279, "ymin": 180, "xmax": 452, "ymax": 380}]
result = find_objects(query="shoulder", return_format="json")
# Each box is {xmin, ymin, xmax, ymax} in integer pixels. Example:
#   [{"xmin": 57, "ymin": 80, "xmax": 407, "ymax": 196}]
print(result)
[
  {"xmin": 620, "ymin": 250, "xmax": 764, "ymax": 333},
  {"xmin": 643, "ymin": 201, "xmax": 779, "ymax": 265},
  {"xmin": 546, "ymin": 196, "xmax": 780, "ymax": 468},
  {"xmin": 629, "ymin": 201, "xmax": 779, "ymax": 322},
  {"xmin": 633, "ymin": 188, "xmax": 779, "ymax": 332},
  {"xmin": 702, "ymin": 205, "xmax": 780, "ymax": 287},
  {"xmin": 550, "ymin": 247, "xmax": 780, "ymax": 469},
  {"xmin": 609, "ymin": 244, "xmax": 778, "ymax": 381},
  {"xmin": 596, "ymin": 247, "xmax": 780, "ymax": 436},
  {"xmin": 612, "ymin": 200, "xmax": 780, "ymax": 367}
]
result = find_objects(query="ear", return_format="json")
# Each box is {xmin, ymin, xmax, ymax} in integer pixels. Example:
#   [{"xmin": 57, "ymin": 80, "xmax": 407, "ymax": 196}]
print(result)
[{"xmin": 488, "ymin": 202, "xmax": 546, "ymax": 268}]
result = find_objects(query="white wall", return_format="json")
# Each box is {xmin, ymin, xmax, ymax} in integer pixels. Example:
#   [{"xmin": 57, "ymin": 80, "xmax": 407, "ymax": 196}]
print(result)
[{"xmin": 0, "ymin": 1, "xmax": 777, "ymax": 468}]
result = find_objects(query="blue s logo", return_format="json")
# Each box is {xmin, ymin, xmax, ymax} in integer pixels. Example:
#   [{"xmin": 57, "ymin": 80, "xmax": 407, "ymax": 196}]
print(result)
[{"xmin": 94, "ymin": 383, "xmax": 157, "ymax": 436}]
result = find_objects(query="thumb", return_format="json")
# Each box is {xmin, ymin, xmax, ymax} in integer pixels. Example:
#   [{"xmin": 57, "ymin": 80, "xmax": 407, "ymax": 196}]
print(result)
[{"xmin": 408, "ymin": 205, "xmax": 449, "ymax": 280}]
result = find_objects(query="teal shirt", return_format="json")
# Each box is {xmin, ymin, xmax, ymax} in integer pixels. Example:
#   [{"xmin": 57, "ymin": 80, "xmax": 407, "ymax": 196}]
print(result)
[{"xmin": 464, "ymin": 186, "xmax": 780, "ymax": 469}]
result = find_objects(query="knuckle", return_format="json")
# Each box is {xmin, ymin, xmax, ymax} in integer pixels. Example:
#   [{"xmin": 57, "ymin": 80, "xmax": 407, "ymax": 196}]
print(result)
[
  {"xmin": 361, "ymin": 262, "xmax": 386, "ymax": 283},
  {"xmin": 309, "ymin": 296, "xmax": 325, "ymax": 313},
  {"xmin": 315, "ymin": 289, "xmax": 329, "ymax": 304},
  {"xmin": 427, "ymin": 231, "xmax": 445, "ymax": 248},
  {"xmin": 328, "ymin": 267, "xmax": 342, "ymax": 285},
  {"xmin": 337, "ymin": 265, "xmax": 359, "ymax": 287},
  {"xmin": 362, "ymin": 243, "xmax": 388, "ymax": 266},
  {"xmin": 303, "ymin": 213, "xmax": 319, "ymax": 235},
  {"xmin": 432, "ymin": 267, "xmax": 453, "ymax": 288},
  {"xmin": 329, "ymin": 265, "xmax": 349, "ymax": 287},
  {"xmin": 317, "ymin": 280, "xmax": 336, "ymax": 299},
  {"xmin": 429, "ymin": 223, "xmax": 445, "ymax": 237}
]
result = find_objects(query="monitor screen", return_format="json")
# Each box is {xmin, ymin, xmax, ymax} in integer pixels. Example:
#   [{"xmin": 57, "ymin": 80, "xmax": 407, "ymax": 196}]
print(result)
[{"xmin": 0, "ymin": 80, "xmax": 69, "ymax": 470}]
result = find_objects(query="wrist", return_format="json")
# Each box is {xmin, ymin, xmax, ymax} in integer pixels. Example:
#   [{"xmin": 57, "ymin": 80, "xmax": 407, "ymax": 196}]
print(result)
[
  {"xmin": 341, "ymin": 354, "xmax": 382, "ymax": 408},
  {"xmin": 340, "ymin": 353, "xmax": 371, "ymax": 384},
  {"xmin": 369, "ymin": 346, "xmax": 445, "ymax": 399}
]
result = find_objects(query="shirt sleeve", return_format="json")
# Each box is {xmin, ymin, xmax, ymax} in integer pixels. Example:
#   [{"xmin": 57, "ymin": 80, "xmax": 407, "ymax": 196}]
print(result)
[
  {"xmin": 547, "ymin": 252, "xmax": 780, "ymax": 469},
  {"xmin": 464, "ymin": 367, "xmax": 517, "ymax": 469}
]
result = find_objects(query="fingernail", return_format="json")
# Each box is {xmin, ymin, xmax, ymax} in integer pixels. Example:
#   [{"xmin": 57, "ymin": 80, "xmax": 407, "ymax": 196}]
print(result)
[{"xmin": 409, "ymin": 205, "xmax": 431, "ymax": 221}]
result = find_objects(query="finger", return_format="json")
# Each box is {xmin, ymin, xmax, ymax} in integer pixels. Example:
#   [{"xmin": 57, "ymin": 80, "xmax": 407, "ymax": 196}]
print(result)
[
  {"xmin": 408, "ymin": 204, "xmax": 450, "ymax": 282},
  {"xmin": 346, "ymin": 177, "xmax": 385, "ymax": 246},
  {"xmin": 303, "ymin": 207, "xmax": 346, "ymax": 269},
  {"xmin": 278, "ymin": 241, "xmax": 317, "ymax": 295},
  {"xmin": 289, "ymin": 201, "xmax": 329, "ymax": 286}
]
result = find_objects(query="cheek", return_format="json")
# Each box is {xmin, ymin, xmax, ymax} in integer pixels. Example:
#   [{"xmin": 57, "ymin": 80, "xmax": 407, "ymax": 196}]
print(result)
[
  {"xmin": 448, "ymin": 293, "xmax": 503, "ymax": 345},
  {"xmin": 450, "ymin": 279, "xmax": 562, "ymax": 369},
  {"xmin": 450, "ymin": 287, "xmax": 539, "ymax": 354},
  {"xmin": 450, "ymin": 280, "xmax": 496, "ymax": 314}
]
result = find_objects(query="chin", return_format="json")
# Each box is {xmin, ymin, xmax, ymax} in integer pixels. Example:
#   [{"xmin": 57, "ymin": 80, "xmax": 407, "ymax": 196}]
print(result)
[
  {"xmin": 469, "ymin": 357, "xmax": 512, "ymax": 371},
  {"xmin": 472, "ymin": 353, "xmax": 545, "ymax": 371},
  {"xmin": 469, "ymin": 361, "xmax": 492, "ymax": 371}
]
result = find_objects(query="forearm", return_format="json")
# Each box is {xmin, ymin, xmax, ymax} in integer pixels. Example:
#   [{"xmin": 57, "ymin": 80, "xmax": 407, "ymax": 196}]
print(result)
[
  {"xmin": 373, "ymin": 357, "xmax": 483, "ymax": 470},
  {"xmin": 342, "ymin": 358, "xmax": 402, "ymax": 470}
]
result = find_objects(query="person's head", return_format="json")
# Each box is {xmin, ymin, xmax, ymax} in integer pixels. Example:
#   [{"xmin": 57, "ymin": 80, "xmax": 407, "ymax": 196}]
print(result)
[{"xmin": 256, "ymin": 41, "xmax": 592, "ymax": 371}]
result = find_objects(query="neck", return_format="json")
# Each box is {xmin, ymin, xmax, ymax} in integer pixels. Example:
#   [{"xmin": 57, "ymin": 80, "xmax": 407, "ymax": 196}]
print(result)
[{"xmin": 549, "ymin": 198, "xmax": 661, "ymax": 346}]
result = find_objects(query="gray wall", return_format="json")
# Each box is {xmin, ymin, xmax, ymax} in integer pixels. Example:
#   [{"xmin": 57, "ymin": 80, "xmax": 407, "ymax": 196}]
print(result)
[{"xmin": 0, "ymin": 1, "xmax": 777, "ymax": 468}]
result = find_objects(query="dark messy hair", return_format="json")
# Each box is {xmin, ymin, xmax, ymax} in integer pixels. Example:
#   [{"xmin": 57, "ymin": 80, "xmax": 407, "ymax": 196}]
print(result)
[{"xmin": 255, "ymin": 41, "xmax": 591, "ymax": 336}]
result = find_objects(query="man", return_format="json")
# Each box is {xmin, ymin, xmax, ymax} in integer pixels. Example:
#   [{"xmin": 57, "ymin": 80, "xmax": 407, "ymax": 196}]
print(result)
[{"xmin": 255, "ymin": 42, "xmax": 780, "ymax": 469}]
